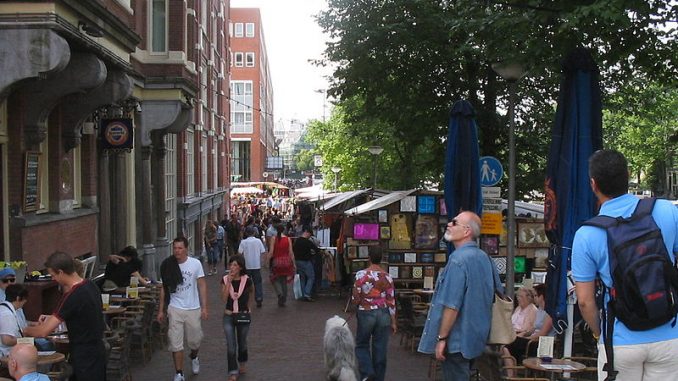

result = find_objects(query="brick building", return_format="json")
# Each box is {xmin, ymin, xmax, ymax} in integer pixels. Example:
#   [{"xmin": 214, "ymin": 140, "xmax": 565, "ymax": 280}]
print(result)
[{"xmin": 229, "ymin": 8, "xmax": 275, "ymax": 182}]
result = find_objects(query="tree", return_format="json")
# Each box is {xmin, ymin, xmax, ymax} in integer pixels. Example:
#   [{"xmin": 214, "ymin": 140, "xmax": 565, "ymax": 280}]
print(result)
[
  {"xmin": 316, "ymin": 0, "xmax": 677, "ymax": 197},
  {"xmin": 294, "ymin": 149, "xmax": 315, "ymax": 172}
]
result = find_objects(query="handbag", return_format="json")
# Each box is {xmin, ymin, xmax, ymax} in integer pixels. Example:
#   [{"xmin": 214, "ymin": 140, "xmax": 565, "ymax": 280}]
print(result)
[
  {"xmin": 232, "ymin": 311, "xmax": 251, "ymax": 325},
  {"xmin": 224, "ymin": 274, "xmax": 251, "ymax": 326},
  {"xmin": 293, "ymin": 274, "xmax": 303, "ymax": 300},
  {"xmin": 488, "ymin": 291, "xmax": 516, "ymax": 345}
]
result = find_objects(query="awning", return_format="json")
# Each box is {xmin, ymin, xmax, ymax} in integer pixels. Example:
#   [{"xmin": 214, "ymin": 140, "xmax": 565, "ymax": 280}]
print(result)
[
  {"xmin": 344, "ymin": 189, "xmax": 417, "ymax": 216},
  {"xmin": 319, "ymin": 189, "xmax": 369, "ymax": 211},
  {"xmin": 230, "ymin": 186, "xmax": 264, "ymax": 195}
]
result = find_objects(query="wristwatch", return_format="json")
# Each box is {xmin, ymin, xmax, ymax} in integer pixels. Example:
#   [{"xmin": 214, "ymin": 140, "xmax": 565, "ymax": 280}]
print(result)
[{"xmin": 437, "ymin": 335, "xmax": 448, "ymax": 342}]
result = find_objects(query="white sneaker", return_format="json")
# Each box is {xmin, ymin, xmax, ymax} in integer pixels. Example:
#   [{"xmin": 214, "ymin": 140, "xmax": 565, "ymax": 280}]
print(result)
[
  {"xmin": 173, "ymin": 373, "xmax": 185, "ymax": 381},
  {"xmin": 192, "ymin": 357, "xmax": 200, "ymax": 374}
]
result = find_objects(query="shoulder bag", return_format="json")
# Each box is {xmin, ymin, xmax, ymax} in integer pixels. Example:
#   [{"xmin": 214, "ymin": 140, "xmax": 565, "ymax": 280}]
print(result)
[{"xmin": 486, "ymin": 256, "xmax": 517, "ymax": 345}]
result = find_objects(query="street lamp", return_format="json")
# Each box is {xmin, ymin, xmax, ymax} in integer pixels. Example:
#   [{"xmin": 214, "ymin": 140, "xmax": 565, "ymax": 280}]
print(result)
[
  {"xmin": 492, "ymin": 61, "xmax": 526, "ymax": 298},
  {"xmin": 331, "ymin": 166, "xmax": 342, "ymax": 191},
  {"xmin": 367, "ymin": 146, "xmax": 384, "ymax": 190}
]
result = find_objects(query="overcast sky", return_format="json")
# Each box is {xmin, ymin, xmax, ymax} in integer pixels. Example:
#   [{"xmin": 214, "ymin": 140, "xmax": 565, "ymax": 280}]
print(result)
[{"xmin": 230, "ymin": 0, "xmax": 332, "ymax": 126}]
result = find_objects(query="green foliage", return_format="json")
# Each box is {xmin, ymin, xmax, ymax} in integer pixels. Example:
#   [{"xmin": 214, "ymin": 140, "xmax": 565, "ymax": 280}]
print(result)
[
  {"xmin": 294, "ymin": 149, "xmax": 315, "ymax": 172},
  {"xmin": 316, "ymin": 0, "xmax": 677, "ymax": 197}
]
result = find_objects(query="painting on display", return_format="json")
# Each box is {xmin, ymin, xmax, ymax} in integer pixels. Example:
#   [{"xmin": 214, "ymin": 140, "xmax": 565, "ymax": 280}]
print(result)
[
  {"xmin": 358, "ymin": 246, "xmax": 369, "ymax": 258},
  {"xmin": 389, "ymin": 214, "xmax": 412, "ymax": 249},
  {"xmin": 380, "ymin": 226, "xmax": 391, "ymax": 240},
  {"xmin": 354, "ymin": 223, "xmax": 380, "ymax": 241},
  {"xmin": 400, "ymin": 196, "xmax": 417, "ymax": 212},
  {"xmin": 388, "ymin": 252, "xmax": 403, "ymax": 263},
  {"xmin": 517, "ymin": 222, "xmax": 550, "ymax": 248},
  {"xmin": 417, "ymin": 195, "xmax": 437, "ymax": 214},
  {"xmin": 378, "ymin": 210, "xmax": 388, "ymax": 223},
  {"xmin": 400, "ymin": 266, "xmax": 411, "ymax": 279},
  {"xmin": 389, "ymin": 266, "xmax": 399, "ymax": 279},
  {"xmin": 404, "ymin": 253, "xmax": 417, "ymax": 263},
  {"xmin": 481, "ymin": 236, "xmax": 499, "ymax": 255},
  {"xmin": 414, "ymin": 215, "xmax": 439, "ymax": 249}
]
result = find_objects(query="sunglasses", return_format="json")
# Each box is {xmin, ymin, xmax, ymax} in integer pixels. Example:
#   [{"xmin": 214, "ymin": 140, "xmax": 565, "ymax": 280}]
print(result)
[
  {"xmin": 451, "ymin": 219, "xmax": 470, "ymax": 229},
  {"xmin": 1, "ymin": 278, "xmax": 16, "ymax": 284}
]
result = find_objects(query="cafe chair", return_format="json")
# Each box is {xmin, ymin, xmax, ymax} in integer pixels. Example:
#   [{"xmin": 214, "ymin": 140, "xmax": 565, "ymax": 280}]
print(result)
[
  {"xmin": 397, "ymin": 295, "xmax": 426, "ymax": 352},
  {"xmin": 80, "ymin": 256, "xmax": 97, "ymax": 279},
  {"xmin": 106, "ymin": 324, "xmax": 133, "ymax": 381},
  {"xmin": 562, "ymin": 357, "xmax": 597, "ymax": 380}
]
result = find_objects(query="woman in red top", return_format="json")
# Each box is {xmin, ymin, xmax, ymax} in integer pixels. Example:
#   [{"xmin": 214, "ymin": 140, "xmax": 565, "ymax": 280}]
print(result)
[{"xmin": 268, "ymin": 223, "xmax": 296, "ymax": 307}]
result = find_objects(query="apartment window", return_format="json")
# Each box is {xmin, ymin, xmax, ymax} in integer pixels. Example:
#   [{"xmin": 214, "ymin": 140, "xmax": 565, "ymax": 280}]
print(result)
[
  {"xmin": 245, "ymin": 52, "xmax": 255, "ymax": 67},
  {"xmin": 164, "ymin": 134, "xmax": 177, "ymax": 240},
  {"xmin": 232, "ymin": 141, "xmax": 251, "ymax": 182},
  {"xmin": 230, "ymin": 81, "xmax": 253, "ymax": 133},
  {"xmin": 245, "ymin": 23, "xmax": 255, "ymax": 37},
  {"xmin": 234, "ymin": 23, "xmax": 243, "ymax": 37},
  {"xmin": 201, "ymin": 133, "xmax": 207, "ymax": 193},
  {"xmin": 186, "ymin": 129, "xmax": 195, "ymax": 197},
  {"xmin": 150, "ymin": 0, "xmax": 167, "ymax": 52},
  {"xmin": 213, "ymin": 139, "xmax": 219, "ymax": 190},
  {"xmin": 234, "ymin": 52, "xmax": 244, "ymax": 67}
]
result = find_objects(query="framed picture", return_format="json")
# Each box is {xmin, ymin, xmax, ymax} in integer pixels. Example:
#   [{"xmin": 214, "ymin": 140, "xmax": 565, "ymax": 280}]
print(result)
[
  {"xmin": 412, "ymin": 266, "xmax": 423, "ymax": 279},
  {"xmin": 400, "ymin": 196, "xmax": 417, "ymax": 212},
  {"xmin": 358, "ymin": 246, "xmax": 369, "ymax": 258},
  {"xmin": 388, "ymin": 252, "xmax": 403, "ymax": 263},
  {"xmin": 23, "ymin": 152, "xmax": 41, "ymax": 212},
  {"xmin": 481, "ymin": 236, "xmax": 499, "ymax": 255},
  {"xmin": 439, "ymin": 198, "xmax": 447, "ymax": 216},
  {"xmin": 347, "ymin": 246, "xmax": 357, "ymax": 259},
  {"xmin": 378, "ymin": 210, "xmax": 388, "ymax": 223},
  {"xmin": 400, "ymin": 266, "xmax": 411, "ymax": 279},
  {"xmin": 517, "ymin": 222, "xmax": 549, "ymax": 248},
  {"xmin": 404, "ymin": 253, "xmax": 417, "ymax": 263},
  {"xmin": 388, "ymin": 266, "xmax": 399, "ymax": 279},
  {"xmin": 434, "ymin": 253, "xmax": 447, "ymax": 263},
  {"xmin": 353, "ymin": 223, "xmax": 380, "ymax": 241},
  {"xmin": 380, "ymin": 226, "xmax": 391, "ymax": 240},
  {"xmin": 417, "ymin": 195, "xmax": 437, "ymax": 214},
  {"xmin": 420, "ymin": 253, "xmax": 434, "ymax": 263}
]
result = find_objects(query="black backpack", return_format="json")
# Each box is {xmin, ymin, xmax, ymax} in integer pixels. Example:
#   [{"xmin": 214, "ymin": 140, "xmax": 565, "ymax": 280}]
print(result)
[{"xmin": 583, "ymin": 197, "xmax": 678, "ymax": 380}]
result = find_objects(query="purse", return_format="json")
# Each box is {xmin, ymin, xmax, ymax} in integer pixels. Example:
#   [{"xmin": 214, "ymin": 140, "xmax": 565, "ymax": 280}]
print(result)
[
  {"xmin": 232, "ymin": 311, "xmax": 251, "ymax": 325},
  {"xmin": 487, "ymin": 291, "xmax": 516, "ymax": 345},
  {"xmin": 225, "ymin": 274, "xmax": 251, "ymax": 326}
]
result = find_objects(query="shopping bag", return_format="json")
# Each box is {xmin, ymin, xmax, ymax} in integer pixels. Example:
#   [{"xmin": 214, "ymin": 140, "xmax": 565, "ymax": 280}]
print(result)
[
  {"xmin": 293, "ymin": 274, "xmax": 303, "ymax": 299},
  {"xmin": 487, "ymin": 292, "xmax": 516, "ymax": 345}
]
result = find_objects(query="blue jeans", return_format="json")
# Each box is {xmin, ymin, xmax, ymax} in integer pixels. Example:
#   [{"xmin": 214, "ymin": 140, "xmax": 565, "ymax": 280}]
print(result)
[
  {"xmin": 217, "ymin": 239, "xmax": 224, "ymax": 261},
  {"xmin": 245, "ymin": 269, "xmax": 263, "ymax": 303},
  {"xmin": 441, "ymin": 352, "xmax": 471, "ymax": 381},
  {"xmin": 295, "ymin": 260, "xmax": 314, "ymax": 298},
  {"xmin": 207, "ymin": 243, "xmax": 219, "ymax": 265},
  {"xmin": 355, "ymin": 308, "xmax": 391, "ymax": 381},
  {"xmin": 223, "ymin": 314, "xmax": 249, "ymax": 375}
]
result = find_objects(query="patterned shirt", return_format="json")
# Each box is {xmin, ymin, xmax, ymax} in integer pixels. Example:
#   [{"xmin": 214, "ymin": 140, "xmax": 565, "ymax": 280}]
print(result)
[{"xmin": 352, "ymin": 269, "xmax": 396, "ymax": 316}]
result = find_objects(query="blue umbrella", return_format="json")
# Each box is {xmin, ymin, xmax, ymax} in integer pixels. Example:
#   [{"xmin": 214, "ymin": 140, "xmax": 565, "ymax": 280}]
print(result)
[
  {"xmin": 544, "ymin": 48, "xmax": 603, "ymax": 332},
  {"xmin": 444, "ymin": 100, "xmax": 483, "ymax": 254}
]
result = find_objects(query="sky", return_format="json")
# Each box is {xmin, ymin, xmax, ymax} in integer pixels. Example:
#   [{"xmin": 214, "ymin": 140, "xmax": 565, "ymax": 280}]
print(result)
[{"xmin": 230, "ymin": 0, "xmax": 332, "ymax": 126}]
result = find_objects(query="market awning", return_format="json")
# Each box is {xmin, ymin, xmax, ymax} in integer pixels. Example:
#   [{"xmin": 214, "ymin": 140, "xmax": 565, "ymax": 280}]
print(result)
[
  {"xmin": 230, "ymin": 186, "xmax": 264, "ymax": 195},
  {"xmin": 344, "ymin": 189, "xmax": 417, "ymax": 216},
  {"xmin": 319, "ymin": 189, "xmax": 369, "ymax": 211}
]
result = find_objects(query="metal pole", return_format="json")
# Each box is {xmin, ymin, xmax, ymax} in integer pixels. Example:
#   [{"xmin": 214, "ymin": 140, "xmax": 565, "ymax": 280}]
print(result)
[
  {"xmin": 506, "ymin": 80, "xmax": 517, "ymax": 298},
  {"xmin": 334, "ymin": 172, "xmax": 338, "ymax": 191},
  {"xmin": 372, "ymin": 156, "xmax": 377, "ymax": 190}
]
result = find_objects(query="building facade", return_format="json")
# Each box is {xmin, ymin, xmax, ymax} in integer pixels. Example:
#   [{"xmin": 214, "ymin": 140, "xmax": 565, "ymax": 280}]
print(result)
[{"xmin": 229, "ymin": 8, "xmax": 274, "ymax": 183}]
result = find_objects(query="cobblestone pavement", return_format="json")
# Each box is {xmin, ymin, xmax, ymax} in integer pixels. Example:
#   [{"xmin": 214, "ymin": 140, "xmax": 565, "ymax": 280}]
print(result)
[{"xmin": 131, "ymin": 261, "xmax": 432, "ymax": 381}]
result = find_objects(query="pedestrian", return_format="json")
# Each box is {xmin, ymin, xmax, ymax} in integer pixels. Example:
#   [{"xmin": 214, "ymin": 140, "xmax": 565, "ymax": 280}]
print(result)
[
  {"xmin": 268, "ymin": 222, "xmax": 296, "ymax": 307},
  {"xmin": 24, "ymin": 251, "xmax": 107, "ymax": 380},
  {"xmin": 204, "ymin": 220, "xmax": 218, "ymax": 275},
  {"xmin": 352, "ymin": 246, "xmax": 397, "ymax": 381},
  {"xmin": 221, "ymin": 255, "xmax": 254, "ymax": 381},
  {"xmin": 7, "ymin": 344, "xmax": 50, "ymax": 381},
  {"xmin": 0, "ymin": 284, "xmax": 29, "ymax": 357},
  {"xmin": 417, "ymin": 212, "xmax": 499, "ymax": 380},
  {"xmin": 265, "ymin": 216, "xmax": 281, "ymax": 253},
  {"xmin": 293, "ymin": 225, "xmax": 320, "ymax": 302},
  {"xmin": 157, "ymin": 236, "xmax": 209, "ymax": 381},
  {"xmin": 238, "ymin": 226, "xmax": 267, "ymax": 308},
  {"xmin": 573, "ymin": 149, "xmax": 678, "ymax": 380},
  {"xmin": 217, "ymin": 221, "xmax": 226, "ymax": 265}
]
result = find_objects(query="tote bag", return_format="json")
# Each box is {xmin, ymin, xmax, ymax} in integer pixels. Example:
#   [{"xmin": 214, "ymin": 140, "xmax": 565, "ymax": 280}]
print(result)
[{"xmin": 488, "ymin": 292, "xmax": 516, "ymax": 345}]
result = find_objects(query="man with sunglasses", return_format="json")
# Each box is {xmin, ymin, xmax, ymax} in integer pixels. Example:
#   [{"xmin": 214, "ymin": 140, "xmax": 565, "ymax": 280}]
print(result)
[
  {"xmin": 0, "ymin": 268, "xmax": 17, "ymax": 302},
  {"xmin": 418, "ymin": 211, "xmax": 500, "ymax": 380}
]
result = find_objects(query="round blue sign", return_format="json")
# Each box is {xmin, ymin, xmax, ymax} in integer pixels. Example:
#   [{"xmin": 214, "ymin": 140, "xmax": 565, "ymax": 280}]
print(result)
[{"xmin": 479, "ymin": 156, "xmax": 504, "ymax": 186}]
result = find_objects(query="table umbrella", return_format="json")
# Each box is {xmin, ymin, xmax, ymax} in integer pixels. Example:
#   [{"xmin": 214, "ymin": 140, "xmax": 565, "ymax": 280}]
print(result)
[
  {"xmin": 444, "ymin": 100, "xmax": 483, "ymax": 254},
  {"xmin": 544, "ymin": 48, "xmax": 603, "ymax": 354}
]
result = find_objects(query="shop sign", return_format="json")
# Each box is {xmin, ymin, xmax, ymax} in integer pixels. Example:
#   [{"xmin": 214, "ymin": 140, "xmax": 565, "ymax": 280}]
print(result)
[{"xmin": 481, "ymin": 212, "xmax": 503, "ymax": 235}]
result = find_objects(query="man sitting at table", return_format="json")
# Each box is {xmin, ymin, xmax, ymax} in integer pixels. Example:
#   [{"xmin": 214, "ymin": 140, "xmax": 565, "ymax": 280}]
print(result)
[
  {"xmin": 0, "ymin": 284, "xmax": 29, "ymax": 357},
  {"xmin": 103, "ymin": 246, "xmax": 150, "ymax": 288},
  {"xmin": 7, "ymin": 344, "xmax": 50, "ymax": 381},
  {"xmin": 23, "ymin": 251, "xmax": 106, "ymax": 381}
]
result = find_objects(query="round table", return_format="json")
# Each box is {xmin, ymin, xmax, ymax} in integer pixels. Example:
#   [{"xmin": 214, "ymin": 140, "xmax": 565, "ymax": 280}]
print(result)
[
  {"xmin": 523, "ymin": 358, "xmax": 586, "ymax": 381},
  {"xmin": 0, "ymin": 352, "xmax": 66, "ymax": 366}
]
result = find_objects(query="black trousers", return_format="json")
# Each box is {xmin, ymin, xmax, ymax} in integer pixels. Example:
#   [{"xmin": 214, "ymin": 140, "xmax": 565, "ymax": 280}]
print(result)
[{"xmin": 70, "ymin": 340, "xmax": 107, "ymax": 381}]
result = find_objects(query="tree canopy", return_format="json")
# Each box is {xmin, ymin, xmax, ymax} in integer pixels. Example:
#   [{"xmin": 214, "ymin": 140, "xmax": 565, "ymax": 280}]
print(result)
[{"xmin": 314, "ymin": 0, "xmax": 677, "ymax": 197}]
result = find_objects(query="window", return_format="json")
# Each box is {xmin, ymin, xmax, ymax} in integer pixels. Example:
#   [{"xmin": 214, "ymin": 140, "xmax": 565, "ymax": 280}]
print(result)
[
  {"xmin": 213, "ymin": 138, "xmax": 219, "ymax": 190},
  {"xmin": 234, "ymin": 52, "xmax": 243, "ymax": 67},
  {"xmin": 230, "ymin": 81, "xmax": 253, "ymax": 133},
  {"xmin": 165, "ymin": 134, "xmax": 177, "ymax": 240},
  {"xmin": 72, "ymin": 145, "xmax": 81, "ymax": 207},
  {"xmin": 185, "ymin": 221, "xmax": 195, "ymax": 256},
  {"xmin": 245, "ymin": 52, "xmax": 255, "ymax": 67},
  {"xmin": 201, "ymin": 133, "xmax": 207, "ymax": 193},
  {"xmin": 186, "ymin": 129, "xmax": 195, "ymax": 197},
  {"xmin": 234, "ymin": 22, "xmax": 243, "ymax": 37},
  {"xmin": 245, "ymin": 23, "xmax": 255, "ymax": 37},
  {"xmin": 232, "ymin": 141, "xmax": 251, "ymax": 182},
  {"xmin": 151, "ymin": 0, "xmax": 167, "ymax": 52}
]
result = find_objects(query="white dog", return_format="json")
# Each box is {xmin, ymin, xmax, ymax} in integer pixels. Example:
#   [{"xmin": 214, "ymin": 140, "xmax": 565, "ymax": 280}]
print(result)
[{"xmin": 324, "ymin": 315, "xmax": 359, "ymax": 381}]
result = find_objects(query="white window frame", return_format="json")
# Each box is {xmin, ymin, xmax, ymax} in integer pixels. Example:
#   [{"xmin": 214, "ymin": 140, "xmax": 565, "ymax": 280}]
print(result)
[
  {"xmin": 245, "ymin": 52, "xmax": 255, "ymax": 67},
  {"xmin": 149, "ymin": 0, "xmax": 168, "ymax": 53},
  {"xmin": 165, "ymin": 134, "xmax": 177, "ymax": 240},
  {"xmin": 234, "ymin": 52, "xmax": 244, "ymax": 67},
  {"xmin": 245, "ymin": 22, "xmax": 255, "ymax": 37},
  {"xmin": 212, "ymin": 138, "xmax": 218, "ymax": 190},
  {"xmin": 230, "ymin": 80, "xmax": 253, "ymax": 134},
  {"xmin": 234, "ymin": 22, "xmax": 243, "ymax": 37},
  {"xmin": 201, "ymin": 133, "xmax": 207, "ymax": 193},
  {"xmin": 186, "ymin": 129, "xmax": 195, "ymax": 197}
]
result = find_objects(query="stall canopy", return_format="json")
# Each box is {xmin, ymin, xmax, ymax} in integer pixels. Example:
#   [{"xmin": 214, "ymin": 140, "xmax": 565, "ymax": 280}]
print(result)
[
  {"xmin": 294, "ymin": 184, "xmax": 335, "ymax": 201},
  {"xmin": 231, "ymin": 181, "xmax": 289, "ymax": 189},
  {"xmin": 344, "ymin": 189, "xmax": 417, "ymax": 216},
  {"xmin": 230, "ymin": 186, "xmax": 264, "ymax": 195},
  {"xmin": 319, "ymin": 189, "xmax": 369, "ymax": 211}
]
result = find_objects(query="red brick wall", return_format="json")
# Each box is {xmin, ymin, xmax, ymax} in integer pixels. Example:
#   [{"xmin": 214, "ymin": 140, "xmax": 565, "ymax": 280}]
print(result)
[{"xmin": 20, "ymin": 214, "xmax": 98, "ymax": 270}]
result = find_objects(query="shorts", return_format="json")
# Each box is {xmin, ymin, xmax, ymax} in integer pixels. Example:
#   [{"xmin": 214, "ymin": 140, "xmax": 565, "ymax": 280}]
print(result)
[{"xmin": 167, "ymin": 305, "xmax": 203, "ymax": 352}]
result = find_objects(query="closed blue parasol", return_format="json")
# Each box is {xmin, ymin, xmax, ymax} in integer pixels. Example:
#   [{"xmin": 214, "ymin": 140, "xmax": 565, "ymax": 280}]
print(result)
[
  {"xmin": 544, "ymin": 48, "xmax": 603, "ymax": 336},
  {"xmin": 444, "ymin": 100, "xmax": 483, "ymax": 254}
]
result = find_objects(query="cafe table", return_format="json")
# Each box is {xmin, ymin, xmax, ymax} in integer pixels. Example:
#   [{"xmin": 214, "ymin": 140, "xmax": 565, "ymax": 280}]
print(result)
[
  {"xmin": 103, "ymin": 306, "xmax": 128, "ymax": 315},
  {"xmin": 0, "ymin": 352, "xmax": 66, "ymax": 367},
  {"xmin": 523, "ymin": 357, "xmax": 586, "ymax": 381}
]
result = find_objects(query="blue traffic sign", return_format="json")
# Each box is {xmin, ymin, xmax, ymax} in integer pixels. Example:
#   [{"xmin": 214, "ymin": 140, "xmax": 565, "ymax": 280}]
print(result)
[{"xmin": 479, "ymin": 156, "xmax": 503, "ymax": 186}]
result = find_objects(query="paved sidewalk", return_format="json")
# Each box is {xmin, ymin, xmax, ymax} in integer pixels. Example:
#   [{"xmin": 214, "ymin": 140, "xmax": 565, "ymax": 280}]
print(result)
[{"xmin": 131, "ymin": 261, "xmax": 432, "ymax": 380}]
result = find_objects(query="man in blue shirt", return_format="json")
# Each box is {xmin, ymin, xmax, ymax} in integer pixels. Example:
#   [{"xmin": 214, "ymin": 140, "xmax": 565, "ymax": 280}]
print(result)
[
  {"xmin": 7, "ymin": 344, "xmax": 50, "ymax": 381},
  {"xmin": 418, "ymin": 211, "xmax": 498, "ymax": 380},
  {"xmin": 573, "ymin": 149, "xmax": 678, "ymax": 380}
]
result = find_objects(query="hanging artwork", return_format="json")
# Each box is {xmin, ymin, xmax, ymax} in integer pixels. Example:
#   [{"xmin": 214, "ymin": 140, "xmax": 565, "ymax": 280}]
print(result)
[
  {"xmin": 389, "ymin": 214, "xmax": 412, "ymax": 249},
  {"xmin": 389, "ymin": 266, "xmax": 399, "ymax": 279},
  {"xmin": 404, "ymin": 253, "xmax": 417, "ymax": 263},
  {"xmin": 481, "ymin": 236, "xmax": 499, "ymax": 255},
  {"xmin": 400, "ymin": 196, "xmax": 417, "ymax": 212},
  {"xmin": 354, "ymin": 223, "xmax": 379, "ymax": 241},
  {"xmin": 414, "ymin": 215, "xmax": 439, "ymax": 249},
  {"xmin": 378, "ymin": 210, "xmax": 388, "ymax": 223},
  {"xmin": 417, "ymin": 195, "xmax": 437, "ymax": 214},
  {"xmin": 380, "ymin": 226, "xmax": 391, "ymax": 239}
]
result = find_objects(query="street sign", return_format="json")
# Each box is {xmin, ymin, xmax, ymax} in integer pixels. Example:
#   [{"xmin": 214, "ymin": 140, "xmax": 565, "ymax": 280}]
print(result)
[
  {"xmin": 482, "ymin": 187, "xmax": 501, "ymax": 198},
  {"xmin": 483, "ymin": 197, "xmax": 502, "ymax": 212},
  {"xmin": 313, "ymin": 155, "xmax": 323, "ymax": 167},
  {"xmin": 479, "ymin": 156, "xmax": 503, "ymax": 187}
]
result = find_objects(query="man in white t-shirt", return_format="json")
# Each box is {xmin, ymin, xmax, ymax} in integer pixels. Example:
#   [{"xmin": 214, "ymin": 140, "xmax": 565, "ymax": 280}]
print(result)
[
  {"xmin": 158, "ymin": 237, "xmax": 208, "ymax": 381},
  {"xmin": 239, "ymin": 226, "xmax": 267, "ymax": 308}
]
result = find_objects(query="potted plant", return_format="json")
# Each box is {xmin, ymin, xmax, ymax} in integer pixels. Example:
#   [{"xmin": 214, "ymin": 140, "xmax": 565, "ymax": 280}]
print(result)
[{"xmin": 0, "ymin": 261, "xmax": 28, "ymax": 283}]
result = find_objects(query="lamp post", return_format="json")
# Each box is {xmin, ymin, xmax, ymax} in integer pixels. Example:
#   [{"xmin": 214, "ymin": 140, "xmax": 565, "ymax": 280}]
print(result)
[
  {"xmin": 367, "ymin": 146, "xmax": 384, "ymax": 190},
  {"xmin": 492, "ymin": 62, "xmax": 526, "ymax": 298},
  {"xmin": 331, "ymin": 166, "xmax": 342, "ymax": 191}
]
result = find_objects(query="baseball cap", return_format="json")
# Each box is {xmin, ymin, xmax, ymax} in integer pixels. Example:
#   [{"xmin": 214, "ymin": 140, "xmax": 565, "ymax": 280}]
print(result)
[{"xmin": 0, "ymin": 268, "xmax": 16, "ymax": 278}]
